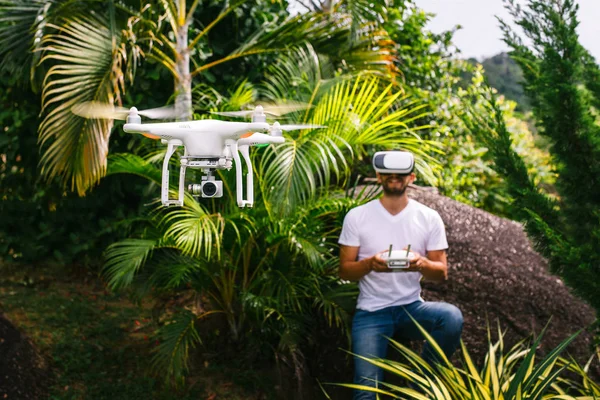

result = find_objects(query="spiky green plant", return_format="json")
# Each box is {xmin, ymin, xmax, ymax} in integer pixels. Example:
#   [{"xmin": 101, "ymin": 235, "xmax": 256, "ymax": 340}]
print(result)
[{"xmin": 333, "ymin": 320, "xmax": 598, "ymax": 400}]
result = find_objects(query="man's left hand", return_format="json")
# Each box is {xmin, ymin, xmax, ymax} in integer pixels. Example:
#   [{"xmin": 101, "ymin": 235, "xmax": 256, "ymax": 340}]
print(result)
[{"xmin": 406, "ymin": 251, "xmax": 428, "ymax": 272}]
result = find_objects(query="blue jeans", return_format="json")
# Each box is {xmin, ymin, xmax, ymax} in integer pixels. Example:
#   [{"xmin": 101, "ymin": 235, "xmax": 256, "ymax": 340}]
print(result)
[{"xmin": 351, "ymin": 301, "xmax": 463, "ymax": 400}]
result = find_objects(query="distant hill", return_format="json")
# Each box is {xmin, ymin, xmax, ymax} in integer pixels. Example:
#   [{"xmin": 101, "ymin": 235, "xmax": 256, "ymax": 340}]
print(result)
[{"xmin": 465, "ymin": 53, "xmax": 531, "ymax": 112}]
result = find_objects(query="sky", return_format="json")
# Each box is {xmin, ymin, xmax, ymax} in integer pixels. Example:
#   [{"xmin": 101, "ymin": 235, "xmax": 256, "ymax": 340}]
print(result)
[{"xmin": 414, "ymin": 0, "xmax": 600, "ymax": 61}]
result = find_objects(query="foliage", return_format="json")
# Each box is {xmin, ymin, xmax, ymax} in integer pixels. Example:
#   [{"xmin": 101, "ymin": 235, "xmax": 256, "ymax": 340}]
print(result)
[
  {"xmin": 0, "ymin": 0, "xmax": 399, "ymax": 197},
  {"xmin": 334, "ymin": 321, "xmax": 599, "ymax": 399},
  {"xmin": 383, "ymin": 0, "xmax": 458, "ymax": 93},
  {"xmin": 0, "ymin": 71, "xmax": 149, "ymax": 265},
  {"xmin": 459, "ymin": 0, "xmax": 600, "ymax": 314},
  {"xmin": 436, "ymin": 66, "xmax": 555, "ymax": 216},
  {"xmin": 381, "ymin": 3, "xmax": 553, "ymax": 215}
]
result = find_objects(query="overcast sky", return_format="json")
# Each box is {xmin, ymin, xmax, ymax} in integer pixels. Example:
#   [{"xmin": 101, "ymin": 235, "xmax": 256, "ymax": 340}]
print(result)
[{"xmin": 415, "ymin": 0, "xmax": 600, "ymax": 61}]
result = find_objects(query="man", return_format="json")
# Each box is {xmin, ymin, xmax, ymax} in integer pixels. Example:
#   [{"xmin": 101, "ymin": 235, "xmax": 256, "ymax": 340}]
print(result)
[{"xmin": 338, "ymin": 151, "xmax": 463, "ymax": 400}]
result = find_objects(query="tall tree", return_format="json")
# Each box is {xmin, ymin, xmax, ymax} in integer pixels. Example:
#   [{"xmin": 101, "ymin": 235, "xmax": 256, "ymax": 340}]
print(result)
[{"xmin": 466, "ymin": 0, "xmax": 600, "ymax": 312}]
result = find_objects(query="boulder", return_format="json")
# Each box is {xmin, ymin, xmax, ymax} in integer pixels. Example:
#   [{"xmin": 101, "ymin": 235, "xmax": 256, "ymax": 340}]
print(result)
[{"xmin": 407, "ymin": 185, "xmax": 597, "ymax": 366}]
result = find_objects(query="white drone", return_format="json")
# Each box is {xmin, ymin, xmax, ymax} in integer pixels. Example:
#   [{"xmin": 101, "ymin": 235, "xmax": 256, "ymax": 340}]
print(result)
[{"xmin": 72, "ymin": 102, "xmax": 322, "ymax": 207}]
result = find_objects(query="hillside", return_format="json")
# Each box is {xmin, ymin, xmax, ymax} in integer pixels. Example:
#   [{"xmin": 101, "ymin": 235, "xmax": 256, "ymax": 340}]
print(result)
[{"xmin": 465, "ymin": 52, "xmax": 531, "ymax": 112}]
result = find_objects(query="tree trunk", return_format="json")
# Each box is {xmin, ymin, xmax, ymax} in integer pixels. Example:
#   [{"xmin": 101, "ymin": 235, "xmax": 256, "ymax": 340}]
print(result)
[{"xmin": 175, "ymin": 20, "xmax": 192, "ymax": 121}]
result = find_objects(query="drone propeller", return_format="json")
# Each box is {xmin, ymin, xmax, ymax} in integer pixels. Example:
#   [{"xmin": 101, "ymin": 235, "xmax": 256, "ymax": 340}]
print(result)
[
  {"xmin": 278, "ymin": 124, "xmax": 325, "ymax": 131},
  {"xmin": 212, "ymin": 102, "xmax": 312, "ymax": 118},
  {"xmin": 266, "ymin": 122, "xmax": 325, "ymax": 139},
  {"xmin": 71, "ymin": 101, "xmax": 177, "ymax": 120},
  {"xmin": 213, "ymin": 110, "xmax": 263, "ymax": 118}
]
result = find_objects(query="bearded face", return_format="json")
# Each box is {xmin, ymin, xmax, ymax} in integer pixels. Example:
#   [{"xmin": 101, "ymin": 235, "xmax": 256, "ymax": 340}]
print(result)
[{"xmin": 378, "ymin": 173, "xmax": 414, "ymax": 196}]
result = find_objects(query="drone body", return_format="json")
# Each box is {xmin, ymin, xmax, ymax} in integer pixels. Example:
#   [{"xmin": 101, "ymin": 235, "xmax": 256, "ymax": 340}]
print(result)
[
  {"xmin": 123, "ymin": 110, "xmax": 288, "ymax": 207},
  {"xmin": 123, "ymin": 119, "xmax": 273, "ymax": 157},
  {"xmin": 72, "ymin": 103, "xmax": 319, "ymax": 208}
]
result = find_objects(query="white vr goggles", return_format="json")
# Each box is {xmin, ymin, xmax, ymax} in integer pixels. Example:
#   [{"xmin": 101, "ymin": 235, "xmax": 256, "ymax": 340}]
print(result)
[{"xmin": 372, "ymin": 151, "xmax": 414, "ymax": 174}]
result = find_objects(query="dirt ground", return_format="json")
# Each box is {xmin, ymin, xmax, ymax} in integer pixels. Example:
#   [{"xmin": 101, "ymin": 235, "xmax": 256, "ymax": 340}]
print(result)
[{"xmin": 0, "ymin": 313, "xmax": 51, "ymax": 399}]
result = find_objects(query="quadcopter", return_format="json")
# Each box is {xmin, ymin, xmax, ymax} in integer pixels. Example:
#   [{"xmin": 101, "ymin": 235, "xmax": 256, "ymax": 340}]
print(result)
[{"xmin": 72, "ymin": 102, "xmax": 322, "ymax": 207}]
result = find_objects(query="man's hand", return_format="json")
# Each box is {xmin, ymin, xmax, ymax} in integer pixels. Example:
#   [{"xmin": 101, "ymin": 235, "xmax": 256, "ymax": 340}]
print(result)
[
  {"xmin": 406, "ymin": 251, "xmax": 427, "ymax": 272},
  {"xmin": 367, "ymin": 251, "xmax": 394, "ymax": 273},
  {"xmin": 403, "ymin": 249, "xmax": 449, "ymax": 281}
]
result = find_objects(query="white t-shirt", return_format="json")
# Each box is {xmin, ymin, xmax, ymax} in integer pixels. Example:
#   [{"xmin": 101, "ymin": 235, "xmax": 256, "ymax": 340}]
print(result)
[{"xmin": 338, "ymin": 198, "xmax": 448, "ymax": 311}]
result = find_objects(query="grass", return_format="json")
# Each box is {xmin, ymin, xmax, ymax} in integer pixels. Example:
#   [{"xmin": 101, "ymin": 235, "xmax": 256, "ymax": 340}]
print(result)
[{"xmin": 0, "ymin": 263, "xmax": 265, "ymax": 400}]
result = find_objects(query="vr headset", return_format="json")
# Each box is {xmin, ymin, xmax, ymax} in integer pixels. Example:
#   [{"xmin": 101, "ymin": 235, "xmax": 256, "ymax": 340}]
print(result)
[{"xmin": 372, "ymin": 151, "xmax": 414, "ymax": 174}]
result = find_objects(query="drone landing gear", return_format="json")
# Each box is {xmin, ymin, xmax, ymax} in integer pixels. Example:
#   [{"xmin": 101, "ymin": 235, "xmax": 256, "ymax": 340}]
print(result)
[
  {"xmin": 231, "ymin": 143, "xmax": 253, "ymax": 208},
  {"xmin": 159, "ymin": 139, "xmax": 266, "ymax": 208},
  {"xmin": 162, "ymin": 142, "xmax": 185, "ymax": 207}
]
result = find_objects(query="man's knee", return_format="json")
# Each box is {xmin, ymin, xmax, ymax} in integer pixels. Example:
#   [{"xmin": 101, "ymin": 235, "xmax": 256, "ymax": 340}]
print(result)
[{"xmin": 440, "ymin": 303, "xmax": 463, "ymax": 335}]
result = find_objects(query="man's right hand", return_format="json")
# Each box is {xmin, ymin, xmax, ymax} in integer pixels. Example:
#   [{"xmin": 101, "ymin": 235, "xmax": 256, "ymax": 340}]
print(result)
[
  {"xmin": 366, "ymin": 251, "xmax": 393, "ymax": 273},
  {"xmin": 339, "ymin": 246, "xmax": 393, "ymax": 280}
]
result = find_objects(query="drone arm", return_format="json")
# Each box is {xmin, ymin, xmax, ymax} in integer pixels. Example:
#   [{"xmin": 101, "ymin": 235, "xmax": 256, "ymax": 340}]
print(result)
[
  {"xmin": 239, "ymin": 145, "xmax": 253, "ymax": 208},
  {"xmin": 237, "ymin": 132, "xmax": 285, "ymax": 146}
]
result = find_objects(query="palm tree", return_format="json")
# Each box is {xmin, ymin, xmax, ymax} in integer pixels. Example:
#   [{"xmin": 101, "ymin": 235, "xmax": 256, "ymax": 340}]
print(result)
[
  {"xmin": 0, "ymin": 0, "xmax": 397, "ymax": 197},
  {"xmin": 102, "ymin": 47, "xmax": 440, "ymax": 381}
]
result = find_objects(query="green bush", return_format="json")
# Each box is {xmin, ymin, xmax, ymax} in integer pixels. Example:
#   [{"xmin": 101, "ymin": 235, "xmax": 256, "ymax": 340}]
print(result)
[
  {"xmin": 382, "ymin": 3, "xmax": 554, "ymax": 216},
  {"xmin": 0, "ymin": 72, "xmax": 148, "ymax": 265}
]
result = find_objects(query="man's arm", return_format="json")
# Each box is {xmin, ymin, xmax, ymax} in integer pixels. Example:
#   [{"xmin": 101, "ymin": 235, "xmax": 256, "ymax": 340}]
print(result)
[
  {"xmin": 407, "ymin": 249, "xmax": 448, "ymax": 282},
  {"xmin": 339, "ymin": 245, "xmax": 391, "ymax": 281}
]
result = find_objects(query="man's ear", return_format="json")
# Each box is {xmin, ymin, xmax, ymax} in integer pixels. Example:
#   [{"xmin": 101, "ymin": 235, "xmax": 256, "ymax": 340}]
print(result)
[
  {"xmin": 409, "ymin": 172, "xmax": 417, "ymax": 183},
  {"xmin": 376, "ymin": 172, "xmax": 382, "ymax": 184}
]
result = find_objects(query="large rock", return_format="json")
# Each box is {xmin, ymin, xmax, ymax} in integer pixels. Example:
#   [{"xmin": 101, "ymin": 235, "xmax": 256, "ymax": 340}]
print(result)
[{"xmin": 407, "ymin": 185, "xmax": 597, "ymax": 366}]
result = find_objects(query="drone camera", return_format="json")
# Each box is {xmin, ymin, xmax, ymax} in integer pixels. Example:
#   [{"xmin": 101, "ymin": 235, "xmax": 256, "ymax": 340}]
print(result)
[{"xmin": 188, "ymin": 181, "xmax": 223, "ymax": 198}]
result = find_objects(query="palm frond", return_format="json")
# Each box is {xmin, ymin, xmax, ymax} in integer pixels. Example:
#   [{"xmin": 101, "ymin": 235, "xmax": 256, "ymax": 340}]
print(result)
[
  {"xmin": 107, "ymin": 152, "xmax": 162, "ymax": 185},
  {"xmin": 258, "ymin": 132, "xmax": 350, "ymax": 215},
  {"xmin": 191, "ymin": 82, "xmax": 226, "ymax": 114},
  {"xmin": 258, "ymin": 74, "xmax": 435, "ymax": 214},
  {"xmin": 147, "ymin": 251, "xmax": 208, "ymax": 290},
  {"xmin": 156, "ymin": 0, "xmax": 178, "ymax": 35},
  {"xmin": 260, "ymin": 44, "xmax": 332, "ymax": 105},
  {"xmin": 38, "ymin": 13, "xmax": 135, "ymax": 194},
  {"xmin": 160, "ymin": 200, "xmax": 225, "ymax": 259},
  {"xmin": 152, "ymin": 309, "xmax": 221, "ymax": 383},
  {"xmin": 227, "ymin": 79, "xmax": 255, "ymax": 110},
  {"xmin": 0, "ymin": 0, "xmax": 46, "ymax": 77},
  {"xmin": 312, "ymin": 277, "xmax": 357, "ymax": 331},
  {"xmin": 103, "ymin": 238, "xmax": 158, "ymax": 289},
  {"xmin": 228, "ymin": 9, "xmax": 396, "ymax": 78}
]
